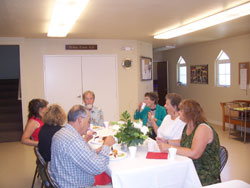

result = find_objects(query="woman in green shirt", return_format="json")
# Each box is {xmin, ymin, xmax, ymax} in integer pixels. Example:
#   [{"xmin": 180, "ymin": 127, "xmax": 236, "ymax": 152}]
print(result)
[
  {"xmin": 134, "ymin": 92, "xmax": 166, "ymax": 139},
  {"xmin": 157, "ymin": 99, "xmax": 221, "ymax": 186}
]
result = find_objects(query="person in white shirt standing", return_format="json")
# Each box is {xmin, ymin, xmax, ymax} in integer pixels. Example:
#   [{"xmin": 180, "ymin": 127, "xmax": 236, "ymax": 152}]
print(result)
[{"xmin": 150, "ymin": 93, "xmax": 185, "ymax": 144}]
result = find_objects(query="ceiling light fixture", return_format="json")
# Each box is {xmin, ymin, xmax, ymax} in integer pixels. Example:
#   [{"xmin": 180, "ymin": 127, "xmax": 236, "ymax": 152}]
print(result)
[
  {"xmin": 153, "ymin": 45, "xmax": 176, "ymax": 52},
  {"xmin": 154, "ymin": 2, "xmax": 250, "ymax": 39},
  {"xmin": 47, "ymin": 0, "xmax": 90, "ymax": 37}
]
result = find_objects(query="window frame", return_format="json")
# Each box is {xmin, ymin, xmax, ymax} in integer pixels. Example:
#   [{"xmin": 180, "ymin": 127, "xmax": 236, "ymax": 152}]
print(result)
[
  {"xmin": 215, "ymin": 51, "xmax": 231, "ymax": 87},
  {"xmin": 176, "ymin": 56, "xmax": 187, "ymax": 86}
]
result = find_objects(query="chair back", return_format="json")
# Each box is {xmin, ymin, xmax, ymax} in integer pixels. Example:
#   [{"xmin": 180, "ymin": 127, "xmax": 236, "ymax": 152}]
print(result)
[
  {"xmin": 45, "ymin": 164, "xmax": 59, "ymax": 188},
  {"xmin": 219, "ymin": 145, "xmax": 228, "ymax": 173},
  {"xmin": 34, "ymin": 147, "xmax": 46, "ymax": 167},
  {"xmin": 34, "ymin": 147, "xmax": 51, "ymax": 187}
]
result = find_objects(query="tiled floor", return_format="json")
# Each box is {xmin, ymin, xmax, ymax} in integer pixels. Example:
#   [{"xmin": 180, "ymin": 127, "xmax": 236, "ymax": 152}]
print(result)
[{"xmin": 0, "ymin": 125, "xmax": 249, "ymax": 188}]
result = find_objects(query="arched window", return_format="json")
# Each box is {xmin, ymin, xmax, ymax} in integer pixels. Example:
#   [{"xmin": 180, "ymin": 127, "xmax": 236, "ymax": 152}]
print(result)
[
  {"xmin": 177, "ymin": 56, "xmax": 187, "ymax": 85},
  {"xmin": 215, "ymin": 51, "xmax": 231, "ymax": 87}
]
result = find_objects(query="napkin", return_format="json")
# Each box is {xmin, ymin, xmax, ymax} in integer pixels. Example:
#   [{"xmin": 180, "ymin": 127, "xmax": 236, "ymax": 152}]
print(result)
[
  {"xmin": 146, "ymin": 152, "xmax": 168, "ymax": 159},
  {"xmin": 94, "ymin": 172, "xmax": 112, "ymax": 185}
]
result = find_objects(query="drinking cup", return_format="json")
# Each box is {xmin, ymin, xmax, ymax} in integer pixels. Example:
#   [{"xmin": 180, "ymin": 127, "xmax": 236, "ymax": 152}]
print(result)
[
  {"xmin": 141, "ymin": 102, "xmax": 146, "ymax": 110},
  {"xmin": 168, "ymin": 147, "xmax": 177, "ymax": 160},
  {"xmin": 148, "ymin": 139, "xmax": 155, "ymax": 152},
  {"xmin": 129, "ymin": 146, "xmax": 137, "ymax": 158}
]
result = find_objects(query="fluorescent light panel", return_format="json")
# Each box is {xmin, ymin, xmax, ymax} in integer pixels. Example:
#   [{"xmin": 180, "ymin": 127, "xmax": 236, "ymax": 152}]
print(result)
[
  {"xmin": 154, "ymin": 2, "xmax": 250, "ymax": 39},
  {"xmin": 47, "ymin": 0, "xmax": 89, "ymax": 37},
  {"xmin": 154, "ymin": 45, "xmax": 176, "ymax": 52}
]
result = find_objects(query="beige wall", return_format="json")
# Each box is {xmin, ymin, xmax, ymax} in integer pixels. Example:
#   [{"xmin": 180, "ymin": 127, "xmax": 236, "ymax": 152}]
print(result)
[
  {"xmin": 0, "ymin": 38, "xmax": 152, "ymax": 127},
  {"xmin": 154, "ymin": 34, "xmax": 250, "ymax": 125},
  {"xmin": 137, "ymin": 41, "xmax": 154, "ymax": 102}
]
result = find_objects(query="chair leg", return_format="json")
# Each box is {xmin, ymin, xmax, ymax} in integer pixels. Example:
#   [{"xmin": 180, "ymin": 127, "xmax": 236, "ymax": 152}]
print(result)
[{"xmin": 31, "ymin": 165, "xmax": 38, "ymax": 188}]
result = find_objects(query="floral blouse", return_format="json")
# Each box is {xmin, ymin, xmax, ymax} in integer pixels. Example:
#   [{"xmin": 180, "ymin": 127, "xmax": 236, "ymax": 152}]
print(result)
[{"xmin": 88, "ymin": 106, "xmax": 104, "ymax": 126}]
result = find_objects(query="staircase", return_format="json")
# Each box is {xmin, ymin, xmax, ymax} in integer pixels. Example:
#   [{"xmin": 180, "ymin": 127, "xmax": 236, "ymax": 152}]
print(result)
[{"xmin": 0, "ymin": 79, "xmax": 23, "ymax": 142}]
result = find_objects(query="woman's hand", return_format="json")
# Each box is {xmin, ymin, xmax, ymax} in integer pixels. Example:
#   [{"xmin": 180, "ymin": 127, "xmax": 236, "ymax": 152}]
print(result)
[
  {"xmin": 156, "ymin": 137, "xmax": 167, "ymax": 143},
  {"xmin": 137, "ymin": 102, "xmax": 143, "ymax": 111},
  {"xmin": 157, "ymin": 141, "xmax": 170, "ymax": 153},
  {"xmin": 147, "ymin": 112, "xmax": 154, "ymax": 123}
]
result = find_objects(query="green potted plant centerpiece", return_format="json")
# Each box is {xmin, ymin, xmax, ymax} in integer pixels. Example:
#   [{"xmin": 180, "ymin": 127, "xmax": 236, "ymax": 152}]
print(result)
[{"xmin": 115, "ymin": 111, "xmax": 149, "ymax": 157}]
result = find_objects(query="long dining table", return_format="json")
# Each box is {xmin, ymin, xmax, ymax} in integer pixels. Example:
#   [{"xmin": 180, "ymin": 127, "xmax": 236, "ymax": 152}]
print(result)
[
  {"xmin": 90, "ymin": 125, "xmax": 202, "ymax": 188},
  {"xmin": 203, "ymin": 180, "xmax": 250, "ymax": 188}
]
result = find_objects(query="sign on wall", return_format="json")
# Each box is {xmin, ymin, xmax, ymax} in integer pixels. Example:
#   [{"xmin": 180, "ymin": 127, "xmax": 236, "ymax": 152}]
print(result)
[{"xmin": 65, "ymin": 44, "xmax": 97, "ymax": 50}]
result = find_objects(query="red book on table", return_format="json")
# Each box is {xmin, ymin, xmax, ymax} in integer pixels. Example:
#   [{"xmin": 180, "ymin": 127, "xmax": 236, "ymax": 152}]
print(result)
[{"xmin": 146, "ymin": 152, "xmax": 168, "ymax": 159}]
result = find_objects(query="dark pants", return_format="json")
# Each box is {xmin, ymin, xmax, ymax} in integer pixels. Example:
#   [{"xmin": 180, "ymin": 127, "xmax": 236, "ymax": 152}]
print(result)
[{"xmin": 149, "ymin": 130, "xmax": 157, "ymax": 140}]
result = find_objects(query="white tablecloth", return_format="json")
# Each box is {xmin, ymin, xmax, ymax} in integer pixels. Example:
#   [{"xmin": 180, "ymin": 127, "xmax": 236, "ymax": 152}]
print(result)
[
  {"xmin": 90, "ymin": 127, "xmax": 202, "ymax": 188},
  {"xmin": 107, "ymin": 142, "xmax": 201, "ymax": 188},
  {"xmin": 203, "ymin": 180, "xmax": 250, "ymax": 188}
]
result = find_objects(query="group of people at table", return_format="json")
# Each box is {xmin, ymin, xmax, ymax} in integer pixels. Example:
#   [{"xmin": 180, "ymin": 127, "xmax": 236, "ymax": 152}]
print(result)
[{"xmin": 21, "ymin": 90, "xmax": 221, "ymax": 188}]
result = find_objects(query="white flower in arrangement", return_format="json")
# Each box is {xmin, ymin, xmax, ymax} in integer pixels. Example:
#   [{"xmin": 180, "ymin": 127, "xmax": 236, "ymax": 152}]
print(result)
[
  {"xmin": 133, "ymin": 120, "xmax": 143, "ymax": 129},
  {"xmin": 140, "ymin": 126, "xmax": 149, "ymax": 135},
  {"xmin": 112, "ymin": 124, "xmax": 120, "ymax": 131}
]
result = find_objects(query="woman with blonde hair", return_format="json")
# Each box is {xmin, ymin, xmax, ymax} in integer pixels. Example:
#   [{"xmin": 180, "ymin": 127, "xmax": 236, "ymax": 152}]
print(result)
[
  {"xmin": 38, "ymin": 104, "xmax": 66, "ymax": 162},
  {"xmin": 157, "ymin": 99, "xmax": 221, "ymax": 186}
]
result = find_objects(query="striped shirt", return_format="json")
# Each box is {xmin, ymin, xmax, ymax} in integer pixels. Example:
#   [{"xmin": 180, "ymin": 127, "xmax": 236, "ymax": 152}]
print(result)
[{"xmin": 50, "ymin": 123, "xmax": 110, "ymax": 188}]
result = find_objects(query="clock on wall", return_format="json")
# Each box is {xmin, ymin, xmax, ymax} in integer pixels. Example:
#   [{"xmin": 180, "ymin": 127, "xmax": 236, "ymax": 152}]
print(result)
[{"xmin": 122, "ymin": 59, "xmax": 133, "ymax": 69}]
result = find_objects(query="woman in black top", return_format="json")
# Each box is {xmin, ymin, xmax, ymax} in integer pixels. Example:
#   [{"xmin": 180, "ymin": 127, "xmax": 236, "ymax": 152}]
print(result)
[{"xmin": 38, "ymin": 104, "xmax": 66, "ymax": 162}]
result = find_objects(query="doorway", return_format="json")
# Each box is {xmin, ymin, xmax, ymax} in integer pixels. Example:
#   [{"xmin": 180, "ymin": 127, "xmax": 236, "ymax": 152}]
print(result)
[
  {"xmin": 44, "ymin": 55, "xmax": 119, "ymax": 121},
  {"xmin": 0, "ymin": 45, "xmax": 23, "ymax": 142},
  {"xmin": 153, "ymin": 61, "xmax": 168, "ymax": 106}
]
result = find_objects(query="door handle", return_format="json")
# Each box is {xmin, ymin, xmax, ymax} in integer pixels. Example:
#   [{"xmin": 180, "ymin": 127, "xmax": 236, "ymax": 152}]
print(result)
[{"xmin": 77, "ymin": 95, "xmax": 82, "ymax": 98}]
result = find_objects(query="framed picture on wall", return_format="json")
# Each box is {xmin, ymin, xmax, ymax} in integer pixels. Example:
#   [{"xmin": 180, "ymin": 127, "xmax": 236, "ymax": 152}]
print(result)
[
  {"xmin": 141, "ymin": 56, "xmax": 152, "ymax": 80},
  {"xmin": 190, "ymin": 64, "xmax": 208, "ymax": 84}
]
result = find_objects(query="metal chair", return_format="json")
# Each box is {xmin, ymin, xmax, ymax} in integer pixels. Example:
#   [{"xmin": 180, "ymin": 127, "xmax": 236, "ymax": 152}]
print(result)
[
  {"xmin": 32, "ymin": 147, "xmax": 47, "ymax": 188},
  {"xmin": 31, "ymin": 162, "xmax": 39, "ymax": 188},
  {"xmin": 219, "ymin": 145, "xmax": 228, "ymax": 173},
  {"xmin": 44, "ymin": 164, "xmax": 59, "ymax": 188}
]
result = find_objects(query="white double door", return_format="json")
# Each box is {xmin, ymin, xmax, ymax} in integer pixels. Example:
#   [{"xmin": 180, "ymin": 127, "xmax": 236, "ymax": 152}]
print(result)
[{"xmin": 44, "ymin": 55, "xmax": 118, "ymax": 121}]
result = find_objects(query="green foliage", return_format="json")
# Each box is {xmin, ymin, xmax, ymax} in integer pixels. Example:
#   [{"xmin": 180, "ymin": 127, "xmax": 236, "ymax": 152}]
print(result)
[{"xmin": 115, "ymin": 111, "xmax": 148, "ymax": 147}]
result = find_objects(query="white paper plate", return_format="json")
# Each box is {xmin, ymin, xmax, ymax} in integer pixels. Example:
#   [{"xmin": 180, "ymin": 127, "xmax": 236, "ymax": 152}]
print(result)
[
  {"xmin": 109, "ymin": 150, "xmax": 127, "ymax": 161},
  {"xmin": 90, "ymin": 137, "xmax": 103, "ymax": 145},
  {"xmin": 91, "ymin": 125, "xmax": 104, "ymax": 131}
]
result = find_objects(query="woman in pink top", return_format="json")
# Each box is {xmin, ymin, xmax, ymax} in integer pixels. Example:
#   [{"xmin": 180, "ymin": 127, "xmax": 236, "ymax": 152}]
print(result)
[{"xmin": 21, "ymin": 99, "xmax": 48, "ymax": 146}]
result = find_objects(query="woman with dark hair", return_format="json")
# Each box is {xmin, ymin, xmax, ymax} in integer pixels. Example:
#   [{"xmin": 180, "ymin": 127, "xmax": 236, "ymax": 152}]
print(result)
[
  {"xmin": 38, "ymin": 104, "xmax": 66, "ymax": 162},
  {"xmin": 153, "ymin": 93, "xmax": 186, "ymax": 143},
  {"xmin": 21, "ymin": 99, "xmax": 48, "ymax": 146},
  {"xmin": 157, "ymin": 99, "xmax": 221, "ymax": 186},
  {"xmin": 134, "ymin": 92, "xmax": 166, "ymax": 139}
]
